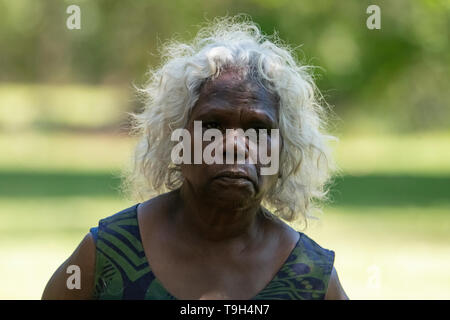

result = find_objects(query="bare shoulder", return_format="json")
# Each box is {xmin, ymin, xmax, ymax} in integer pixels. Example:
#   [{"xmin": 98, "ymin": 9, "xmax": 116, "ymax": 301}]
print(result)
[
  {"xmin": 41, "ymin": 232, "xmax": 96, "ymax": 300},
  {"xmin": 258, "ymin": 208, "xmax": 301, "ymax": 258},
  {"xmin": 325, "ymin": 266, "xmax": 349, "ymax": 300},
  {"xmin": 137, "ymin": 191, "xmax": 179, "ymax": 220}
]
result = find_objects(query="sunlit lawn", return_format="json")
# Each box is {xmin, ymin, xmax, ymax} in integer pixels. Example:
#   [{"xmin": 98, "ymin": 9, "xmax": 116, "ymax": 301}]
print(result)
[{"xmin": 0, "ymin": 131, "xmax": 449, "ymax": 299}]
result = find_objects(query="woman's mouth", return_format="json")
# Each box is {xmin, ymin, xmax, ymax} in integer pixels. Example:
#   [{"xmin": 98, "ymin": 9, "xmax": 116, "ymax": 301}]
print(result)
[{"xmin": 213, "ymin": 170, "xmax": 256, "ymax": 188}]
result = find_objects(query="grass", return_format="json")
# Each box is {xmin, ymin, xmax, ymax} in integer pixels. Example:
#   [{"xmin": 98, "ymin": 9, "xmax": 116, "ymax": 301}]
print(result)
[
  {"xmin": 0, "ymin": 130, "xmax": 449, "ymax": 299},
  {"xmin": 0, "ymin": 132, "xmax": 134, "ymax": 172},
  {"xmin": 334, "ymin": 132, "xmax": 450, "ymax": 176},
  {"xmin": 0, "ymin": 84, "xmax": 131, "ymax": 131},
  {"xmin": 303, "ymin": 206, "xmax": 450, "ymax": 299}
]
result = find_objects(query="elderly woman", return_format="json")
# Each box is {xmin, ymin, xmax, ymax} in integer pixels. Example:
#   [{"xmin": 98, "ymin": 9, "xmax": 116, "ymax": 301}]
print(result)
[{"xmin": 42, "ymin": 17, "xmax": 348, "ymax": 300}]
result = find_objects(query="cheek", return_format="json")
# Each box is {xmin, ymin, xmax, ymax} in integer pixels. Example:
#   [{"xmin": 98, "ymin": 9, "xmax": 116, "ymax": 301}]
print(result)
[
  {"xmin": 181, "ymin": 164, "xmax": 202, "ymax": 188},
  {"xmin": 181, "ymin": 161, "xmax": 203, "ymax": 176},
  {"xmin": 181, "ymin": 161, "xmax": 217, "ymax": 186}
]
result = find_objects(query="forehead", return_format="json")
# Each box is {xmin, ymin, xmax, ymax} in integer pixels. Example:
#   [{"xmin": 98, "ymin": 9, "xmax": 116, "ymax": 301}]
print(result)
[{"xmin": 193, "ymin": 70, "xmax": 279, "ymax": 118}]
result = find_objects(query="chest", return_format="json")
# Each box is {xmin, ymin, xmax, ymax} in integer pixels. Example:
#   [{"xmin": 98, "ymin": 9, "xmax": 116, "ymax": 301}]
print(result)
[{"xmin": 142, "ymin": 231, "xmax": 297, "ymax": 299}]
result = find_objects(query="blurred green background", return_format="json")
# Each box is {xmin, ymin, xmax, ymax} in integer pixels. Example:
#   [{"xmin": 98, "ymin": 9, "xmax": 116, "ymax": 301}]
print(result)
[{"xmin": 0, "ymin": 0, "xmax": 449, "ymax": 299}]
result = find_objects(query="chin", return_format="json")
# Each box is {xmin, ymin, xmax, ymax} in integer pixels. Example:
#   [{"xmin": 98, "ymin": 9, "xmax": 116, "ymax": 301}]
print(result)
[{"xmin": 206, "ymin": 181, "xmax": 257, "ymax": 208}]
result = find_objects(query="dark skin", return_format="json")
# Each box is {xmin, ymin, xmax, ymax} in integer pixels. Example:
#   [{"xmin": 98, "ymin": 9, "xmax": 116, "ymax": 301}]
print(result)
[{"xmin": 42, "ymin": 70, "xmax": 348, "ymax": 300}]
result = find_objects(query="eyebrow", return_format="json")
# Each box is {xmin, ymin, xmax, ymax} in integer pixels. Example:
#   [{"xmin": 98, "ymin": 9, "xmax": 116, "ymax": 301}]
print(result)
[
  {"xmin": 193, "ymin": 104, "xmax": 277, "ymax": 127},
  {"xmin": 244, "ymin": 109, "xmax": 277, "ymax": 128}
]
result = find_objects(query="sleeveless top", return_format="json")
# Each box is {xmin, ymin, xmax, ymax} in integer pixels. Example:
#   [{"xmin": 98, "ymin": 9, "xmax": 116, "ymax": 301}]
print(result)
[{"xmin": 89, "ymin": 204, "xmax": 335, "ymax": 300}]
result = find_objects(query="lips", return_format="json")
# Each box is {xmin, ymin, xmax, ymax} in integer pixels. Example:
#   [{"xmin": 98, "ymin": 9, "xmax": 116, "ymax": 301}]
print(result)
[{"xmin": 213, "ymin": 170, "xmax": 255, "ymax": 186}]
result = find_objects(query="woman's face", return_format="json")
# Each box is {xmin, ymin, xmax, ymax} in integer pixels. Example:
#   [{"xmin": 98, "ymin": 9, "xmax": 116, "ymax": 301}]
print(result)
[{"xmin": 180, "ymin": 70, "xmax": 281, "ymax": 209}]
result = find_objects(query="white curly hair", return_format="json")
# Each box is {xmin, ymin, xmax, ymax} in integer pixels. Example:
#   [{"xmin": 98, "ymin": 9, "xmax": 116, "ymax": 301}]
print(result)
[{"xmin": 122, "ymin": 15, "xmax": 337, "ymax": 226}]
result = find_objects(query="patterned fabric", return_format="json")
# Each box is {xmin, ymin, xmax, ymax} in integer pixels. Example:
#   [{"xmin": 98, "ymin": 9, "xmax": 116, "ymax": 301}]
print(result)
[{"xmin": 90, "ymin": 204, "xmax": 335, "ymax": 300}]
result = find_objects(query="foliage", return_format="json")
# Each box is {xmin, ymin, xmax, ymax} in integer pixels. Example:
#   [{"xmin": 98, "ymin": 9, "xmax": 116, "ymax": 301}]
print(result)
[{"xmin": 0, "ymin": 0, "xmax": 448, "ymax": 132}]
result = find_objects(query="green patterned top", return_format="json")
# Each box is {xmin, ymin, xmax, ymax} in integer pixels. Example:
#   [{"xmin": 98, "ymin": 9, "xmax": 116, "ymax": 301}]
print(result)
[{"xmin": 89, "ymin": 204, "xmax": 335, "ymax": 299}]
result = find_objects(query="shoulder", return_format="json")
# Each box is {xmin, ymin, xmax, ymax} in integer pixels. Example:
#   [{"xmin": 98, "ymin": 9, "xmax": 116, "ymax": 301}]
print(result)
[
  {"xmin": 136, "ymin": 191, "xmax": 179, "ymax": 219},
  {"xmin": 293, "ymin": 233, "xmax": 348, "ymax": 300},
  {"xmin": 91, "ymin": 192, "xmax": 178, "ymax": 247},
  {"xmin": 261, "ymin": 209, "xmax": 335, "ymax": 267},
  {"xmin": 260, "ymin": 207, "xmax": 300, "ymax": 246},
  {"xmin": 287, "ymin": 231, "xmax": 337, "ymax": 299},
  {"xmin": 135, "ymin": 191, "xmax": 181, "ymax": 236},
  {"xmin": 42, "ymin": 203, "xmax": 141, "ymax": 300},
  {"xmin": 42, "ymin": 233, "xmax": 96, "ymax": 299},
  {"xmin": 90, "ymin": 202, "xmax": 145, "ymax": 259},
  {"xmin": 325, "ymin": 267, "xmax": 349, "ymax": 300},
  {"xmin": 89, "ymin": 203, "xmax": 141, "ymax": 241},
  {"xmin": 255, "ymin": 212, "xmax": 343, "ymax": 300},
  {"xmin": 295, "ymin": 232, "xmax": 336, "ymax": 291},
  {"xmin": 96, "ymin": 203, "xmax": 140, "ymax": 229},
  {"xmin": 297, "ymin": 232, "xmax": 335, "ymax": 265}
]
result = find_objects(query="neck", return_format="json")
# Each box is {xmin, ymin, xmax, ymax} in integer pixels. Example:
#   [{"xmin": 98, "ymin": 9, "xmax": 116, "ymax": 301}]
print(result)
[{"xmin": 174, "ymin": 183, "xmax": 265, "ymax": 244}]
